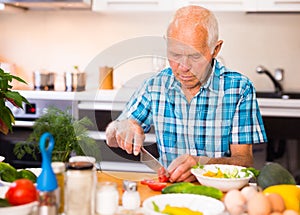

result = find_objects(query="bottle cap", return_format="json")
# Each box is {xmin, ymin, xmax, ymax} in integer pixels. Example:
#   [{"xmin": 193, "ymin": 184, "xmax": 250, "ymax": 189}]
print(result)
[
  {"xmin": 51, "ymin": 162, "xmax": 66, "ymax": 174},
  {"xmin": 66, "ymin": 161, "xmax": 93, "ymax": 170},
  {"xmin": 123, "ymin": 180, "xmax": 137, "ymax": 192}
]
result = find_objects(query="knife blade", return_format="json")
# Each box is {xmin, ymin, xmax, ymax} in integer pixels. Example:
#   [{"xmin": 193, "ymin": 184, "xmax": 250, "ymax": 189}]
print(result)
[{"xmin": 140, "ymin": 147, "xmax": 169, "ymax": 177}]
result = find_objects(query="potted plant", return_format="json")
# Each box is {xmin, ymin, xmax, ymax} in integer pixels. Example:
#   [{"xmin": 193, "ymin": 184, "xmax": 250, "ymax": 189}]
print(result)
[
  {"xmin": 0, "ymin": 67, "xmax": 29, "ymax": 135},
  {"xmin": 14, "ymin": 106, "xmax": 101, "ymax": 162}
]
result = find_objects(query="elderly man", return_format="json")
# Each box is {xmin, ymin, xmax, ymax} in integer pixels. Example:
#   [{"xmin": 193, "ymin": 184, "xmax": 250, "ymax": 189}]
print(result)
[{"xmin": 106, "ymin": 5, "xmax": 267, "ymax": 182}]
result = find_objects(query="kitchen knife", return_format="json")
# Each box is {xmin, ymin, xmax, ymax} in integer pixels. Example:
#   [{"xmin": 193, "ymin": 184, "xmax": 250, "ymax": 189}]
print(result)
[{"xmin": 140, "ymin": 147, "xmax": 169, "ymax": 177}]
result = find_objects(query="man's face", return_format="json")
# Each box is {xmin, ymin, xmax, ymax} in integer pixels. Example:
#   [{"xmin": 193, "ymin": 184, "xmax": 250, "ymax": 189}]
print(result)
[{"xmin": 167, "ymin": 29, "xmax": 215, "ymax": 91}]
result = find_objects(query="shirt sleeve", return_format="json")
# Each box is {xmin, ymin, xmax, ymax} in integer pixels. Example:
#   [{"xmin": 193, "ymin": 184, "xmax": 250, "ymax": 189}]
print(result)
[
  {"xmin": 117, "ymin": 81, "xmax": 153, "ymax": 133},
  {"xmin": 230, "ymin": 82, "xmax": 268, "ymax": 144}
]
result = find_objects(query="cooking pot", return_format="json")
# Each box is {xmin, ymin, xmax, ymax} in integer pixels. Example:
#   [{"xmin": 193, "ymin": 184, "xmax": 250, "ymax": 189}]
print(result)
[
  {"xmin": 64, "ymin": 71, "xmax": 86, "ymax": 92},
  {"xmin": 33, "ymin": 70, "xmax": 55, "ymax": 91}
]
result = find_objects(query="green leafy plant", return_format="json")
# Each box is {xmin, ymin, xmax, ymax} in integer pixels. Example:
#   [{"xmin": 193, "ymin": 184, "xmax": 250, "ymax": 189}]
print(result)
[
  {"xmin": 14, "ymin": 106, "xmax": 100, "ymax": 162},
  {"xmin": 0, "ymin": 67, "xmax": 29, "ymax": 135}
]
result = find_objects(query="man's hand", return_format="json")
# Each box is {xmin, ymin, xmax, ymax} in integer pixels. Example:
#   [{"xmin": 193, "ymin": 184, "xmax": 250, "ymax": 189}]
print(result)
[
  {"xmin": 167, "ymin": 154, "xmax": 199, "ymax": 182},
  {"xmin": 105, "ymin": 119, "xmax": 145, "ymax": 155}
]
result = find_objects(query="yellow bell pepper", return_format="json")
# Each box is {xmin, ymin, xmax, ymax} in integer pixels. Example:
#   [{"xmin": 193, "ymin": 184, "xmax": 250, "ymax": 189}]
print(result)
[
  {"xmin": 263, "ymin": 184, "xmax": 300, "ymax": 212},
  {"xmin": 162, "ymin": 204, "xmax": 203, "ymax": 215}
]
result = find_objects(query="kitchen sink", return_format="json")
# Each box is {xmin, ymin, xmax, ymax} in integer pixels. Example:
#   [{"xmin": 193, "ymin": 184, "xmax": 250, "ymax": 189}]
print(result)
[{"xmin": 256, "ymin": 92, "xmax": 300, "ymax": 99}]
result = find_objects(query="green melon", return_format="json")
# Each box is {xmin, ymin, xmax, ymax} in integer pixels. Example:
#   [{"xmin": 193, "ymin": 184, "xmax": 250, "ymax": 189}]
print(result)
[{"xmin": 257, "ymin": 162, "xmax": 296, "ymax": 189}]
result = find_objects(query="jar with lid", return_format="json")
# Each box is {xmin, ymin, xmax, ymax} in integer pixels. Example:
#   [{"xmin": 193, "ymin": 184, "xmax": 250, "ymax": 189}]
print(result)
[
  {"xmin": 122, "ymin": 180, "xmax": 140, "ymax": 211},
  {"xmin": 96, "ymin": 182, "xmax": 119, "ymax": 214},
  {"xmin": 51, "ymin": 162, "xmax": 65, "ymax": 215},
  {"xmin": 65, "ymin": 161, "xmax": 96, "ymax": 215}
]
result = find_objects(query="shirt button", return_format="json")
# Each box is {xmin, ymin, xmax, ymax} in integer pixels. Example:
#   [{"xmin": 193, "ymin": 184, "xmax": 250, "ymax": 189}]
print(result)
[{"xmin": 191, "ymin": 149, "xmax": 197, "ymax": 154}]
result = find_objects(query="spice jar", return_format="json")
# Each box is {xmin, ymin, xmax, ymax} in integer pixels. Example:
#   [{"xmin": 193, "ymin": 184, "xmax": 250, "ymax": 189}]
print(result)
[
  {"xmin": 51, "ymin": 162, "xmax": 65, "ymax": 215},
  {"xmin": 122, "ymin": 180, "xmax": 140, "ymax": 210},
  {"xmin": 96, "ymin": 182, "xmax": 119, "ymax": 214},
  {"xmin": 65, "ymin": 161, "xmax": 96, "ymax": 215}
]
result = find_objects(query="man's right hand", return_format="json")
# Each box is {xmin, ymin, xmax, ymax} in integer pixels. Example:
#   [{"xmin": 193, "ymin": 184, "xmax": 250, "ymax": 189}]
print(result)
[{"xmin": 105, "ymin": 119, "xmax": 145, "ymax": 156}]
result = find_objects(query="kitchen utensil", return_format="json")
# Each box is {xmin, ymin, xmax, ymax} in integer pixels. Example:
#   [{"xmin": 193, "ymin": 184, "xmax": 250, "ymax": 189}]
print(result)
[
  {"xmin": 33, "ymin": 70, "xmax": 55, "ymax": 91},
  {"xmin": 64, "ymin": 71, "xmax": 86, "ymax": 91},
  {"xmin": 37, "ymin": 132, "xmax": 58, "ymax": 215},
  {"xmin": 99, "ymin": 66, "xmax": 113, "ymax": 89},
  {"xmin": 140, "ymin": 147, "xmax": 169, "ymax": 177}
]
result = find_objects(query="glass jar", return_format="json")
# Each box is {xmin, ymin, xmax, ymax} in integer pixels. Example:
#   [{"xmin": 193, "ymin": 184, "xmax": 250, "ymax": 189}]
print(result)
[
  {"xmin": 51, "ymin": 162, "xmax": 65, "ymax": 215},
  {"xmin": 65, "ymin": 161, "xmax": 96, "ymax": 215},
  {"xmin": 96, "ymin": 182, "xmax": 119, "ymax": 214}
]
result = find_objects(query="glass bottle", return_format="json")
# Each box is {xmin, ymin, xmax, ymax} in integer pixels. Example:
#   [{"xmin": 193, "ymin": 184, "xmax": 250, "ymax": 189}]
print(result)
[
  {"xmin": 51, "ymin": 162, "xmax": 65, "ymax": 215},
  {"xmin": 96, "ymin": 182, "xmax": 119, "ymax": 214},
  {"xmin": 122, "ymin": 180, "xmax": 140, "ymax": 211},
  {"xmin": 65, "ymin": 161, "xmax": 96, "ymax": 215}
]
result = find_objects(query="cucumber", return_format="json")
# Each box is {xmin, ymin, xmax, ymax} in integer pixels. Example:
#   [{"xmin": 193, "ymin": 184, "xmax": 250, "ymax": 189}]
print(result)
[
  {"xmin": 182, "ymin": 185, "xmax": 223, "ymax": 200},
  {"xmin": 0, "ymin": 198, "xmax": 11, "ymax": 207},
  {"xmin": 0, "ymin": 162, "xmax": 18, "ymax": 182},
  {"xmin": 17, "ymin": 169, "xmax": 37, "ymax": 183},
  {"xmin": 162, "ymin": 182, "xmax": 223, "ymax": 200},
  {"xmin": 257, "ymin": 162, "xmax": 296, "ymax": 189},
  {"xmin": 162, "ymin": 182, "xmax": 194, "ymax": 194}
]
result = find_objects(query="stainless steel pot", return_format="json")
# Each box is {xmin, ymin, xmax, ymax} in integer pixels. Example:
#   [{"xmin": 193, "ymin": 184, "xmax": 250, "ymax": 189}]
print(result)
[
  {"xmin": 33, "ymin": 70, "xmax": 55, "ymax": 91},
  {"xmin": 64, "ymin": 72, "xmax": 86, "ymax": 91}
]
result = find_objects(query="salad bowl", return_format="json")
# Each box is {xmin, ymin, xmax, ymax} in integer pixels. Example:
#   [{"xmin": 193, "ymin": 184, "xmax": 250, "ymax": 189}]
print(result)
[{"xmin": 191, "ymin": 164, "xmax": 254, "ymax": 192}]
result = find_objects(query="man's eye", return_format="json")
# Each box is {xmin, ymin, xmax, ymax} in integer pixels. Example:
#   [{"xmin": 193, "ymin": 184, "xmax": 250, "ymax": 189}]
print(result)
[
  {"xmin": 190, "ymin": 54, "xmax": 202, "ymax": 60},
  {"xmin": 170, "ymin": 53, "xmax": 182, "ymax": 60}
]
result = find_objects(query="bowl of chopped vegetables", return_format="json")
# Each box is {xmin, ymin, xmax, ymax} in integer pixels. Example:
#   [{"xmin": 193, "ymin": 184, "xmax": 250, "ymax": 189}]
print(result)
[{"xmin": 191, "ymin": 164, "xmax": 255, "ymax": 192}]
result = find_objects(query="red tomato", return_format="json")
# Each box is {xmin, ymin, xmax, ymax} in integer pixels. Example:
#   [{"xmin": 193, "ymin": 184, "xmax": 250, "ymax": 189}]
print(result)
[
  {"xmin": 140, "ymin": 179, "xmax": 155, "ymax": 185},
  {"xmin": 5, "ymin": 179, "xmax": 38, "ymax": 206},
  {"xmin": 158, "ymin": 175, "xmax": 170, "ymax": 183},
  {"xmin": 147, "ymin": 182, "xmax": 167, "ymax": 191}
]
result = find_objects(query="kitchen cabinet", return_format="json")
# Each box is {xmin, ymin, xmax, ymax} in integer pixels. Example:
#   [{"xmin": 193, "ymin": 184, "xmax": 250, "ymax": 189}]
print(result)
[
  {"xmin": 174, "ymin": 0, "xmax": 249, "ymax": 12},
  {"xmin": 245, "ymin": 0, "xmax": 300, "ymax": 12},
  {"xmin": 93, "ymin": 0, "xmax": 251, "ymax": 12},
  {"xmin": 92, "ymin": 0, "xmax": 173, "ymax": 11}
]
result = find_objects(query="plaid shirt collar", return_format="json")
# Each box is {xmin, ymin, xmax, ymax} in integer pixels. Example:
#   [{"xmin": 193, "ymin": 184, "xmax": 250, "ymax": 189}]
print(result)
[{"xmin": 166, "ymin": 59, "xmax": 225, "ymax": 99}]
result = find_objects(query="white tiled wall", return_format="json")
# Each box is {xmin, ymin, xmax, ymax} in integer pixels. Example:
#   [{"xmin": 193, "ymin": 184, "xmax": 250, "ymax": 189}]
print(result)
[{"xmin": 0, "ymin": 10, "xmax": 300, "ymax": 92}]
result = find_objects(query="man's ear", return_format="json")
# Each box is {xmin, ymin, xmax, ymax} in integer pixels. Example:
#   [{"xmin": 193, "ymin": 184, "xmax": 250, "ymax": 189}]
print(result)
[{"xmin": 212, "ymin": 40, "xmax": 223, "ymax": 58}]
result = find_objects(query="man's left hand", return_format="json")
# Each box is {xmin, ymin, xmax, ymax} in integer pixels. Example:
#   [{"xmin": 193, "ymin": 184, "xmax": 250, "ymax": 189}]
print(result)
[{"xmin": 167, "ymin": 154, "xmax": 198, "ymax": 182}]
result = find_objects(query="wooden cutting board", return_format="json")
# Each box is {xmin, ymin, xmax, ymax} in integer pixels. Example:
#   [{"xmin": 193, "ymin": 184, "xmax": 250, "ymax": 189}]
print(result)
[{"xmin": 97, "ymin": 170, "xmax": 167, "ymax": 204}]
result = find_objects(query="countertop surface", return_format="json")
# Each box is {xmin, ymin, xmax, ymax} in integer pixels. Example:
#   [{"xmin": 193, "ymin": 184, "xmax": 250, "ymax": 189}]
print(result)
[
  {"xmin": 97, "ymin": 170, "xmax": 160, "ymax": 205},
  {"xmin": 16, "ymin": 89, "xmax": 300, "ymax": 117}
]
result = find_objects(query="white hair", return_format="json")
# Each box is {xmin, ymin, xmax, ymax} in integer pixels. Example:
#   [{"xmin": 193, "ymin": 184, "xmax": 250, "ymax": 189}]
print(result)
[{"xmin": 167, "ymin": 6, "xmax": 219, "ymax": 53}]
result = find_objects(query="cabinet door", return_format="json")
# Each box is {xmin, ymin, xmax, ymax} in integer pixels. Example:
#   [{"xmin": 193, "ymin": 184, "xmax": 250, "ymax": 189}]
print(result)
[
  {"xmin": 174, "ymin": 0, "xmax": 248, "ymax": 11},
  {"xmin": 93, "ymin": 0, "xmax": 173, "ymax": 11},
  {"xmin": 257, "ymin": 0, "xmax": 300, "ymax": 11}
]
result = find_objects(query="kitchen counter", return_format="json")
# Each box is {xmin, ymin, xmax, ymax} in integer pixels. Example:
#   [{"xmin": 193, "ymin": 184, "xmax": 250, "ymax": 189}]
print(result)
[
  {"xmin": 97, "ymin": 170, "xmax": 159, "ymax": 205},
  {"xmin": 16, "ymin": 89, "xmax": 300, "ymax": 117}
]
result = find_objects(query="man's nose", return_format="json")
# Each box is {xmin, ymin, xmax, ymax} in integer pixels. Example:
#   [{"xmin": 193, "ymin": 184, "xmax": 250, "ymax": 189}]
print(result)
[{"xmin": 178, "ymin": 56, "xmax": 191, "ymax": 71}]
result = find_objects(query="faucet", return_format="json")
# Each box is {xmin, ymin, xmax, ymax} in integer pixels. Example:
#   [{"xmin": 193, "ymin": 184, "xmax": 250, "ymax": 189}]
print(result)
[{"xmin": 256, "ymin": 65, "xmax": 283, "ymax": 96}]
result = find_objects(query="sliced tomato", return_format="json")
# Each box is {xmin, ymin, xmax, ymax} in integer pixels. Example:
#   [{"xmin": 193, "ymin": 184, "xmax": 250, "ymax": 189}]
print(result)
[
  {"xmin": 140, "ymin": 179, "xmax": 155, "ymax": 185},
  {"xmin": 147, "ymin": 182, "xmax": 167, "ymax": 191},
  {"xmin": 158, "ymin": 174, "xmax": 170, "ymax": 183}
]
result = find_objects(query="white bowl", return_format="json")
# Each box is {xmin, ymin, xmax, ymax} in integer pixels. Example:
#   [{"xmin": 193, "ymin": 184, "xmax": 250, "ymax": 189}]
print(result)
[
  {"xmin": 0, "ymin": 156, "xmax": 5, "ymax": 162},
  {"xmin": 143, "ymin": 193, "xmax": 225, "ymax": 215},
  {"xmin": 0, "ymin": 186, "xmax": 38, "ymax": 215},
  {"xmin": 191, "ymin": 164, "xmax": 253, "ymax": 192}
]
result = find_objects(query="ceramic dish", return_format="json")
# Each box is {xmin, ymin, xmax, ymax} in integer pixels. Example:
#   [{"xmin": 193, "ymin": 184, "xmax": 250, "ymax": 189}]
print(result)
[
  {"xmin": 143, "ymin": 193, "xmax": 225, "ymax": 215},
  {"xmin": 0, "ymin": 168, "xmax": 41, "ymax": 186},
  {"xmin": 0, "ymin": 186, "xmax": 38, "ymax": 215},
  {"xmin": 191, "ymin": 164, "xmax": 253, "ymax": 192}
]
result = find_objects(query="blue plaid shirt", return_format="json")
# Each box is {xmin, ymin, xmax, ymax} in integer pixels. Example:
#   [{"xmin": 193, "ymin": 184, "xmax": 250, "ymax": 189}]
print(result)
[{"xmin": 118, "ymin": 60, "xmax": 267, "ymax": 167}]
